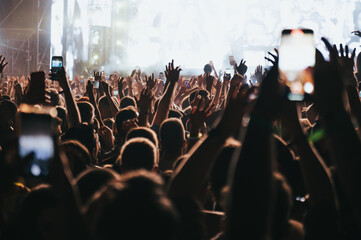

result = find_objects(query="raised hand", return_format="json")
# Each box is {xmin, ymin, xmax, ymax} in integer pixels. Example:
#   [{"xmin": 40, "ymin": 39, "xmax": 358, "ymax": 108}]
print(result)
[
  {"xmin": 98, "ymin": 125, "xmax": 114, "ymax": 151},
  {"xmin": 188, "ymin": 96, "xmax": 215, "ymax": 136},
  {"xmin": 137, "ymin": 87, "xmax": 154, "ymax": 115},
  {"xmin": 100, "ymin": 80, "xmax": 110, "ymax": 95},
  {"xmin": 94, "ymin": 71, "xmax": 102, "ymax": 81},
  {"xmin": 251, "ymin": 65, "xmax": 264, "ymax": 84},
  {"xmin": 146, "ymin": 73, "xmax": 156, "ymax": 90},
  {"xmin": 265, "ymin": 48, "xmax": 279, "ymax": 67},
  {"xmin": 216, "ymin": 85, "xmax": 254, "ymax": 140},
  {"xmin": 165, "ymin": 59, "xmax": 182, "ymax": 83},
  {"xmin": 333, "ymin": 43, "xmax": 357, "ymax": 88},
  {"xmin": 56, "ymin": 67, "xmax": 70, "ymax": 90},
  {"xmin": 0, "ymin": 55, "xmax": 8, "ymax": 74},
  {"xmin": 235, "ymin": 59, "xmax": 248, "ymax": 75},
  {"xmin": 314, "ymin": 38, "xmax": 343, "ymax": 114}
]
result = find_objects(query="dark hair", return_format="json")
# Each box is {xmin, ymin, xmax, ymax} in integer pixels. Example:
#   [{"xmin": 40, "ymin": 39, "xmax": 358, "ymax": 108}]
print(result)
[
  {"xmin": 103, "ymin": 118, "xmax": 115, "ymax": 130},
  {"xmin": 60, "ymin": 140, "xmax": 91, "ymax": 177},
  {"xmin": 116, "ymin": 137, "xmax": 157, "ymax": 172},
  {"xmin": 77, "ymin": 101, "xmax": 95, "ymax": 124},
  {"xmin": 204, "ymin": 64, "xmax": 212, "ymax": 73},
  {"xmin": 120, "ymin": 96, "xmax": 137, "ymax": 109},
  {"xmin": 75, "ymin": 168, "xmax": 120, "ymax": 205},
  {"xmin": 115, "ymin": 106, "xmax": 138, "ymax": 140},
  {"xmin": 90, "ymin": 170, "xmax": 178, "ymax": 240},
  {"xmin": 61, "ymin": 124, "xmax": 98, "ymax": 163},
  {"xmin": 159, "ymin": 118, "xmax": 185, "ymax": 154},
  {"xmin": 0, "ymin": 99, "xmax": 18, "ymax": 124},
  {"xmin": 126, "ymin": 127, "xmax": 159, "ymax": 148},
  {"xmin": 168, "ymin": 109, "xmax": 183, "ymax": 119}
]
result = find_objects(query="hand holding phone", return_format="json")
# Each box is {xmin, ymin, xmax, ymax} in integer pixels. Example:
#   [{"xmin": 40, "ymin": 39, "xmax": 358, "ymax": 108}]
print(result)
[
  {"xmin": 17, "ymin": 104, "xmax": 57, "ymax": 182},
  {"xmin": 279, "ymin": 29, "xmax": 315, "ymax": 101},
  {"xmin": 51, "ymin": 56, "xmax": 63, "ymax": 81}
]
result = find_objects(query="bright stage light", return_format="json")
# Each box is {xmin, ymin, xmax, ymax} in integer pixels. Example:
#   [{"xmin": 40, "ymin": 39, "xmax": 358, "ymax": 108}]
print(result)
[
  {"xmin": 116, "ymin": 40, "xmax": 122, "ymax": 46},
  {"xmin": 93, "ymin": 54, "xmax": 99, "ymax": 60}
]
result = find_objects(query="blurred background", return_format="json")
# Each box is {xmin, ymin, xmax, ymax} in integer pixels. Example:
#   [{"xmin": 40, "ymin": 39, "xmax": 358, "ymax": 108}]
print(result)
[{"xmin": 1, "ymin": 0, "xmax": 361, "ymax": 78}]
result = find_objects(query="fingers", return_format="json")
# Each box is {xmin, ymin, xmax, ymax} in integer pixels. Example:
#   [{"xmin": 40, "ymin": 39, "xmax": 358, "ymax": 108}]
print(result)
[
  {"xmin": 321, "ymin": 37, "xmax": 337, "ymax": 61},
  {"xmin": 351, "ymin": 48, "xmax": 356, "ymax": 59}
]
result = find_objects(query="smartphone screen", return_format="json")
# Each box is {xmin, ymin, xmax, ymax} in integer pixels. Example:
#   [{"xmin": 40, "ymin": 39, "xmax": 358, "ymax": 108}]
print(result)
[
  {"xmin": 51, "ymin": 56, "xmax": 63, "ymax": 81},
  {"xmin": 279, "ymin": 29, "xmax": 315, "ymax": 101},
  {"xmin": 18, "ymin": 105, "xmax": 55, "ymax": 180},
  {"xmin": 114, "ymin": 90, "xmax": 119, "ymax": 96}
]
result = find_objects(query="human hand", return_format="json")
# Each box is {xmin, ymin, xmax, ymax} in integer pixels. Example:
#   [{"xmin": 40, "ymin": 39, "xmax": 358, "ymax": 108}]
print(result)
[
  {"xmin": 56, "ymin": 67, "xmax": 70, "ymax": 90},
  {"xmin": 265, "ymin": 49, "xmax": 279, "ymax": 67},
  {"xmin": 333, "ymin": 43, "xmax": 357, "ymax": 88},
  {"xmin": 94, "ymin": 71, "xmax": 102, "ymax": 81},
  {"xmin": 189, "ymin": 96, "xmax": 215, "ymax": 135},
  {"xmin": 165, "ymin": 59, "xmax": 182, "ymax": 84},
  {"xmin": 235, "ymin": 59, "xmax": 248, "ymax": 75},
  {"xmin": 215, "ymin": 85, "xmax": 254, "ymax": 139},
  {"xmin": 98, "ymin": 125, "xmax": 114, "ymax": 151},
  {"xmin": 126, "ymin": 76, "xmax": 133, "ymax": 87},
  {"xmin": 146, "ymin": 73, "xmax": 156, "ymax": 90},
  {"xmin": 137, "ymin": 87, "xmax": 154, "ymax": 114},
  {"xmin": 100, "ymin": 80, "xmax": 110, "ymax": 95},
  {"xmin": 0, "ymin": 55, "xmax": 8, "ymax": 74},
  {"xmin": 314, "ymin": 38, "xmax": 343, "ymax": 114},
  {"xmin": 14, "ymin": 80, "xmax": 23, "ymax": 96},
  {"xmin": 117, "ymin": 76, "xmax": 125, "ymax": 91},
  {"xmin": 253, "ymin": 64, "xmax": 282, "ymax": 120},
  {"xmin": 253, "ymin": 65, "xmax": 264, "ymax": 83}
]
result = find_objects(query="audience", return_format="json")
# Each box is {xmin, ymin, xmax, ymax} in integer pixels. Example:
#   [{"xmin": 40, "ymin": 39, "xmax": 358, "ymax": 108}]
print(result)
[{"xmin": 0, "ymin": 32, "xmax": 361, "ymax": 240}]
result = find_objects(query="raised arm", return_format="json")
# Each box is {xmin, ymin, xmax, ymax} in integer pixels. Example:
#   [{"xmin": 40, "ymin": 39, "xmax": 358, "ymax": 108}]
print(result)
[
  {"xmin": 316, "ymin": 38, "xmax": 361, "ymax": 222},
  {"xmin": 168, "ymin": 84, "xmax": 252, "ymax": 200},
  {"xmin": 56, "ymin": 67, "xmax": 81, "ymax": 128},
  {"xmin": 101, "ymin": 80, "xmax": 119, "ymax": 118},
  {"xmin": 152, "ymin": 60, "xmax": 181, "ymax": 127},
  {"xmin": 86, "ymin": 80, "xmax": 104, "ymax": 126}
]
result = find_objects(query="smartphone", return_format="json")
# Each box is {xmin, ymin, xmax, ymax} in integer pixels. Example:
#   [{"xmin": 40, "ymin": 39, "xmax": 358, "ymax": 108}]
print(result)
[
  {"xmin": 279, "ymin": 29, "xmax": 315, "ymax": 101},
  {"xmin": 51, "ymin": 56, "xmax": 63, "ymax": 81},
  {"xmin": 17, "ymin": 104, "xmax": 56, "ymax": 181},
  {"xmin": 114, "ymin": 89, "xmax": 119, "ymax": 96}
]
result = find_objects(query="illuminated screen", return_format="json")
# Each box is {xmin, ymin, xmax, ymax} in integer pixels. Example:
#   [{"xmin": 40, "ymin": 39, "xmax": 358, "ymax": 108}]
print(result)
[{"xmin": 51, "ymin": 0, "xmax": 361, "ymax": 77}]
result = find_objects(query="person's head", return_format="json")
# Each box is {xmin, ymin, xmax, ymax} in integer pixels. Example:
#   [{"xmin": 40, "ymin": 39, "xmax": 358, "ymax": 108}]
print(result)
[
  {"xmin": 103, "ymin": 118, "xmax": 115, "ymax": 131},
  {"xmin": 120, "ymin": 96, "xmax": 137, "ymax": 109},
  {"xmin": 75, "ymin": 168, "xmax": 121, "ymax": 206},
  {"xmin": 86, "ymin": 170, "xmax": 178, "ymax": 240},
  {"xmin": 98, "ymin": 96, "xmax": 112, "ymax": 119},
  {"xmin": 126, "ymin": 127, "xmax": 158, "ymax": 148},
  {"xmin": 77, "ymin": 101, "xmax": 95, "ymax": 125},
  {"xmin": 116, "ymin": 137, "xmax": 158, "ymax": 173},
  {"xmin": 159, "ymin": 118, "xmax": 186, "ymax": 155},
  {"xmin": 60, "ymin": 140, "xmax": 91, "ymax": 178},
  {"xmin": 15, "ymin": 185, "xmax": 68, "ymax": 240},
  {"xmin": 168, "ymin": 109, "xmax": 183, "ymax": 119},
  {"xmin": 61, "ymin": 124, "xmax": 99, "ymax": 164},
  {"xmin": 114, "ymin": 106, "xmax": 138, "ymax": 143},
  {"xmin": 0, "ymin": 99, "xmax": 17, "ymax": 128}
]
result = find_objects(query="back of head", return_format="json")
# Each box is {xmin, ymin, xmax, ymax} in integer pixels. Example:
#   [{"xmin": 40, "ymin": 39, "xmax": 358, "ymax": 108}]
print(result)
[
  {"xmin": 189, "ymin": 90, "xmax": 210, "ymax": 105},
  {"xmin": 168, "ymin": 109, "xmax": 183, "ymax": 119},
  {"xmin": 126, "ymin": 127, "xmax": 158, "ymax": 148},
  {"xmin": 0, "ymin": 99, "xmax": 17, "ymax": 127},
  {"xmin": 61, "ymin": 124, "xmax": 98, "ymax": 163},
  {"xmin": 60, "ymin": 140, "xmax": 91, "ymax": 177},
  {"xmin": 77, "ymin": 101, "xmax": 95, "ymax": 124},
  {"xmin": 90, "ymin": 170, "xmax": 178, "ymax": 240},
  {"xmin": 115, "ymin": 106, "xmax": 138, "ymax": 139},
  {"xmin": 117, "ymin": 137, "xmax": 157, "ymax": 172},
  {"xmin": 160, "ymin": 118, "xmax": 185, "ymax": 154},
  {"xmin": 120, "ymin": 96, "xmax": 137, "ymax": 109},
  {"xmin": 98, "ymin": 96, "xmax": 112, "ymax": 119},
  {"xmin": 103, "ymin": 118, "xmax": 114, "ymax": 130},
  {"xmin": 75, "ymin": 168, "xmax": 120, "ymax": 206}
]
